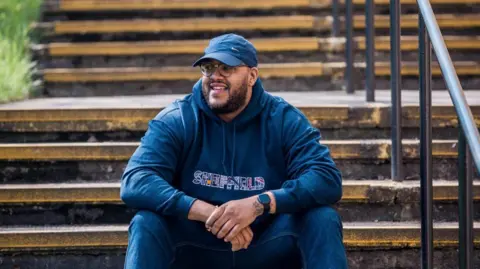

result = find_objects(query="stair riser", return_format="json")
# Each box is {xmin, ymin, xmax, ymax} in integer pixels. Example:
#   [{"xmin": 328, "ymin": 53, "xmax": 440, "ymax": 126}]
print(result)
[
  {"xmin": 40, "ymin": 5, "xmax": 480, "ymax": 21},
  {"xmin": 0, "ymin": 127, "xmax": 465, "ymax": 143},
  {"xmin": 2, "ymin": 202, "xmax": 480, "ymax": 226},
  {"xmin": 42, "ymin": 30, "xmax": 320, "ymax": 43},
  {"xmin": 1, "ymin": 248, "xmax": 479, "ymax": 269},
  {"xmin": 43, "ymin": 27, "xmax": 480, "ymax": 43},
  {"xmin": 1, "ymin": 159, "xmax": 477, "ymax": 183},
  {"xmin": 42, "ymin": 77, "xmax": 480, "ymax": 97},
  {"xmin": 37, "ymin": 51, "xmax": 480, "ymax": 69}
]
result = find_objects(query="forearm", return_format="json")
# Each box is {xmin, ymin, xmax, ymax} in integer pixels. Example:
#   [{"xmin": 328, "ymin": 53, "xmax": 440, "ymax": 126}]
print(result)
[
  {"xmin": 270, "ymin": 169, "xmax": 342, "ymax": 214},
  {"xmin": 121, "ymin": 169, "xmax": 196, "ymax": 218},
  {"xmin": 188, "ymin": 199, "xmax": 217, "ymax": 222}
]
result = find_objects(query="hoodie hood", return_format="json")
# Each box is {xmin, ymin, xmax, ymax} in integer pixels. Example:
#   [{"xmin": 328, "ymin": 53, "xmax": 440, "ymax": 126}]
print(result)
[{"xmin": 192, "ymin": 78, "xmax": 268, "ymax": 126}]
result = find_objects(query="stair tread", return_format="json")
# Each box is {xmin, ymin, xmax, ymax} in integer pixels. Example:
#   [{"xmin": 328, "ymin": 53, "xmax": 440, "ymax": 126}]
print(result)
[
  {"xmin": 1, "ymin": 91, "xmax": 478, "ymax": 132},
  {"xmin": 39, "ymin": 61, "xmax": 480, "ymax": 82},
  {"xmin": 48, "ymin": 14, "xmax": 480, "ymax": 34},
  {"xmin": 0, "ymin": 140, "xmax": 463, "ymax": 161},
  {"xmin": 0, "ymin": 180, "xmax": 477, "ymax": 204},
  {"xmin": 1, "ymin": 221, "xmax": 480, "ymax": 251},
  {"xmin": 3, "ymin": 90, "xmax": 480, "ymax": 108},
  {"xmin": 39, "ymin": 35, "xmax": 480, "ymax": 56},
  {"xmin": 48, "ymin": 0, "xmax": 480, "ymax": 12},
  {"xmin": 1, "ymin": 221, "xmax": 479, "ymax": 232}
]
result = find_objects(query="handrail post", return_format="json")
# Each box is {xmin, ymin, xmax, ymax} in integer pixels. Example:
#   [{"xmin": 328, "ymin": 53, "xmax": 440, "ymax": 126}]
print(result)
[
  {"xmin": 390, "ymin": 0, "xmax": 403, "ymax": 181},
  {"xmin": 365, "ymin": 0, "xmax": 375, "ymax": 102},
  {"xmin": 332, "ymin": 0, "xmax": 340, "ymax": 37},
  {"xmin": 345, "ymin": 0, "xmax": 354, "ymax": 94},
  {"xmin": 419, "ymin": 12, "xmax": 433, "ymax": 269},
  {"xmin": 458, "ymin": 127, "xmax": 474, "ymax": 269}
]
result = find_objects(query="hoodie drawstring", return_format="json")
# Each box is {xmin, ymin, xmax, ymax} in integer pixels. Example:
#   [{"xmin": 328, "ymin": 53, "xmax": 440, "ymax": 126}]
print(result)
[
  {"xmin": 222, "ymin": 123, "xmax": 228, "ymax": 175},
  {"xmin": 221, "ymin": 123, "xmax": 237, "ymax": 177},
  {"xmin": 230, "ymin": 123, "xmax": 236, "ymax": 177}
]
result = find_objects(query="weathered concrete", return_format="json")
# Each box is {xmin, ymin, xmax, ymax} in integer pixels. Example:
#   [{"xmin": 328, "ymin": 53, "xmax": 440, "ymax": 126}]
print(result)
[
  {"xmin": 1, "ymin": 180, "xmax": 476, "ymax": 204},
  {"xmin": 3, "ymin": 202, "xmax": 480, "ymax": 225},
  {"xmin": 0, "ymin": 140, "xmax": 463, "ymax": 161},
  {"xmin": 0, "ymin": 127, "xmax": 466, "ymax": 143},
  {"xmin": 0, "ymin": 158, "xmax": 477, "ymax": 183},
  {"xmin": 1, "ymin": 92, "xmax": 479, "ymax": 133},
  {"xmin": 42, "ymin": 75, "xmax": 480, "ymax": 97},
  {"xmin": 40, "ymin": 50, "xmax": 480, "ymax": 69},
  {"xmin": 1, "ymin": 222, "xmax": 479, "ymax": 251},
  {"xmin": 1, "ymin": 248, "xmax": 480, "ymax": 269}
]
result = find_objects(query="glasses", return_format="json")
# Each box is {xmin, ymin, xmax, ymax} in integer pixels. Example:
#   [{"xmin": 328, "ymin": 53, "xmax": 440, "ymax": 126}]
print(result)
[{"xmin": 199, "ymin": 62, "xmax": 246, "ymax": 77}]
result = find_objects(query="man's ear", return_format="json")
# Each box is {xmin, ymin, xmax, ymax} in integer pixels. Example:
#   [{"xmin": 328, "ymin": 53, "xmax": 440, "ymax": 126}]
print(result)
[{"xmin": 249, "ymin": 67, "xmax": 259, "ymax": 86}]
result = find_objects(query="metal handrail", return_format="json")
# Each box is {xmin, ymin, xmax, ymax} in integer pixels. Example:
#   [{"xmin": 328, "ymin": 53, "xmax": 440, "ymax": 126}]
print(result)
[
  {"xmin": 417, "ymin": 0, "xmax": 480, "ymax": 171},
  {"xmin": 415, "ymin": 0, "xmax": 479, "ymax": 268}
]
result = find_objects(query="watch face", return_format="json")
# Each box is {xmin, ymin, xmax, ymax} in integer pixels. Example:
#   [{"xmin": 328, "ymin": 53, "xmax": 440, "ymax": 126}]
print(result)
[{"xmin": 258, "ymin": 194, "xmax": 270, "ymax": 204}]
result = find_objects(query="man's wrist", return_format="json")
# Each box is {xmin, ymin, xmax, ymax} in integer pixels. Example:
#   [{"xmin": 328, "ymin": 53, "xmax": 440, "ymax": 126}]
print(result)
[
  {"xmin": 188, "ymin": 199, "xmax": 217, "ymax": 223},
  {"xmin": 265, "ymin": 192, "xmax": 276, "ymax": 214},
  {"xmin": 253, "ymin": 192, "xmax": 276, "ymax": 216}
]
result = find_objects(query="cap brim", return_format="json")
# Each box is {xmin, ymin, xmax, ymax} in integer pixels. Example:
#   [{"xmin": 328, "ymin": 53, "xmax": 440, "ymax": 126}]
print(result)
[{"xmin": 192, "ymin": 52, "xmax": 243, "ymax": 67}]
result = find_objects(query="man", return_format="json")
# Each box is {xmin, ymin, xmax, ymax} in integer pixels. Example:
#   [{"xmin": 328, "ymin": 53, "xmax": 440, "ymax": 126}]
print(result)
[{"xmin": 121, "ymin": 33, "xmax": 348, "ymax": 269}]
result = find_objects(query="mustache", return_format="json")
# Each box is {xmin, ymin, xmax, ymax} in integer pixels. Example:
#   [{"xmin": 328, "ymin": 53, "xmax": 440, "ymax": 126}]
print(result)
[{"xmin": 207, "ymin": 79, "xmax": 230, "ymax": 88}]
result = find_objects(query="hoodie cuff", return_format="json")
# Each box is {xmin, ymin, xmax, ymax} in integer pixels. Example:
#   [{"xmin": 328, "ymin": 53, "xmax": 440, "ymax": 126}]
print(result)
[
  {"xmin": 271, "ymin": 189, "xmax": 297, "ymax": 214},
  {"xmin": 175, "ymin": 194, "xmax": 198, "ymax": 219}
]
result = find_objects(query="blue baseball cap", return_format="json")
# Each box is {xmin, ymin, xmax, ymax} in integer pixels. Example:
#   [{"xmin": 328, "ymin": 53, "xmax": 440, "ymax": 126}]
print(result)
[{"xmin": 192, "ymin": 33, "xmax": 258, "ymax": 67}]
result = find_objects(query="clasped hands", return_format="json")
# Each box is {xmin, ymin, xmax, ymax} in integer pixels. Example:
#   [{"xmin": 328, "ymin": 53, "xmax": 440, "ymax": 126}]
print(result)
[{"xmin": 205, "ymin": 195, "xmax": 263, "ymax": 251}]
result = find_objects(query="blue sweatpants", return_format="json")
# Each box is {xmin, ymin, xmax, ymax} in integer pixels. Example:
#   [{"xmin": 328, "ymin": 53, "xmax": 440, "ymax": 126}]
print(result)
[{"xmin": 124, "ymin": 206, "xmax": 348, "ymax": 269}]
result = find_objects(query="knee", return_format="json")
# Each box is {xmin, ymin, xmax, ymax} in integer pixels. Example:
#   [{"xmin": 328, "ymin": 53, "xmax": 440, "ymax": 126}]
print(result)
[
  {"xmin": 301, "ymin": 206, "xmax": 342, "ymax": 229},
  {"xmin": 129, "ymin": 210, "xmax": 168, "ymax": 235}
]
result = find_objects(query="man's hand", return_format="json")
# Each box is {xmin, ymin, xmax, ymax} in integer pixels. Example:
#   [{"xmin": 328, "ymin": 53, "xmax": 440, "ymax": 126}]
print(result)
[
  {"xmin": 229, "ymin": 226, "xmax": 254, "ymax": 251},
  {"xmin": 205, "ymin": 196, "xmax": 263, "ymax": 243}
]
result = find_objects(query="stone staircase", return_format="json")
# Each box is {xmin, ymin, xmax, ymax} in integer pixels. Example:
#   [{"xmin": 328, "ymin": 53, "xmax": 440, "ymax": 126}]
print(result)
[{"xmin": 2, "ymin": 0, "xmax": 480, "ymax": 268}]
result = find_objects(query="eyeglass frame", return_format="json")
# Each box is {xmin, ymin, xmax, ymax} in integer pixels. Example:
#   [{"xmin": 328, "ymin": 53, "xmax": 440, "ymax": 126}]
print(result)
[{"xmin": 199, "ymin": 61, "xmax": 249, "ymax": 78}]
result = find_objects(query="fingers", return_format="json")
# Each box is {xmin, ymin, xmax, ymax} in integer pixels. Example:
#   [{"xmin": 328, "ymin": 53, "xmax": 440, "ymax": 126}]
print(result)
[
  {"xmin": 230, "ymin": 237, "xmax": 242, "ymax": 252},
  {"xmin": 231, "ymin": 227, "xmax": 253, "ymax": 251},
  {"xmin": 205, "ymin": 206, "xmax": 224, "ymax": 232},
  {"xmin": 231, "ymin": 232, "xmax": 245, "ymax": 251},
  {"xmin": 217, "ymin": 219, "xmax": 235, "ymax": 239},
  {"xmin": 242, "ymin": 227, "xmax": 253, "ymax": 249},
  {"xmin": 224, "ymin": 224, "xmax": 242, "ymax": 242}
]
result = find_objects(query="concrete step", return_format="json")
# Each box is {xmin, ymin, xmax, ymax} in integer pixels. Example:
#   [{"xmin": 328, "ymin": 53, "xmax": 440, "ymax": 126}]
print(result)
[
  {"xmin": 1, "ymin": 181, "xmax": 479, "ymax": 225},
  {"xmin": 1, "ymin": 91, "xmax": 479, "ymax": 142},
  {"xmin": 40, "ymin": 14, "xmax": 480, "ymax": 42},
  {"xmin": 43, "ymin": 0, "xmax": 480, "ymax": 12},
  {"xmin": 34, "ymin": 36, "xmax": 480, "ymax": 68},
  {"xmin": 39, "ymin": 61, "xmax": 480, "ymax": 96},
  {"xmin": 1, "ymin": 222, "xmax": 479, "ymax": 269},
  {"xmin": 0, "ymin": 140, "xmax": 476, "ymax": 183}
]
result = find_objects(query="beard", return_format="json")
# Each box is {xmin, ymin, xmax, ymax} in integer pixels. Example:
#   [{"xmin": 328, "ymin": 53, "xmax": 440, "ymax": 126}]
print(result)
[{"xmin": 202, "ymin": 77, "xmax": 249, "ymax": 114}]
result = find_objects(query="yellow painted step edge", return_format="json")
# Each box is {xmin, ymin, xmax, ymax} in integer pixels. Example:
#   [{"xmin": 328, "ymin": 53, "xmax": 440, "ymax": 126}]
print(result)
[
  {"xmin": 56, "ymin": 0, "xmax": 480, "ymax": 11},
  {"xmin": 51, "ymin": 14, "xmax": 480, "ymax": 34},
  {"xmin": 0, "ymin": 181, "xmax": 476, "ymax": 203},
  {"xmin": 1, "ymin": 223, "xmax": 479, "ymax": 249},
  {"xmin": 41, "ymin": 61, "xmax": 480, "ymax": 82},
  {"xmin": 46, "ymin": 36, "xmax": 480, "ymax": 56},
  {"xmin": 0, "ymin": 140, "xmax": 460, "ymax": 161}
]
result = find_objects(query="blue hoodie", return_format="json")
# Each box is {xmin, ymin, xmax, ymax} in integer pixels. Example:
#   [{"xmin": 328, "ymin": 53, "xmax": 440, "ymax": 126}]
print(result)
[{"xmin": 120, "ymin": 79, "xmax": 342, "ymax": 221}]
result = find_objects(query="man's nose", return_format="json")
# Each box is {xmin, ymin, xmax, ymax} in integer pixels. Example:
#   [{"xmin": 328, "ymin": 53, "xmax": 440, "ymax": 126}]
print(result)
[{"xmin": 210, "ymin": 67, "xmax": 224, "ymax": 79}]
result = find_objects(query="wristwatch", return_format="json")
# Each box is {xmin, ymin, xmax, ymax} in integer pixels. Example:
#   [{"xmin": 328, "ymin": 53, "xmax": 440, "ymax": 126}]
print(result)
[{"xmin": 257, "ymin": 193, "xmax": 271, "ymax": 216}]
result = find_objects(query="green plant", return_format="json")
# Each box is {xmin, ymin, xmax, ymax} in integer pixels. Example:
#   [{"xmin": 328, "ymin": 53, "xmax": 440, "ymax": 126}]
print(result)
[{"xmin": 0, "ymin": 0, "xmax": 42, "ymax": 103}]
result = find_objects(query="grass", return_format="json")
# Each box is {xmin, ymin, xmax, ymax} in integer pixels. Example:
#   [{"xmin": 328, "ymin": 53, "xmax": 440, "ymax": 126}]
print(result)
[{"xmin": 0, "ymin": 0, "xmax": 42, "ymax": 103}]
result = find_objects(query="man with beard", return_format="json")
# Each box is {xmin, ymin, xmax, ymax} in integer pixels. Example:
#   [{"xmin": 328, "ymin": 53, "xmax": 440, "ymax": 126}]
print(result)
[{"xmin": 121, "ymin": 33, "xmax": 348, "ymax": 269}]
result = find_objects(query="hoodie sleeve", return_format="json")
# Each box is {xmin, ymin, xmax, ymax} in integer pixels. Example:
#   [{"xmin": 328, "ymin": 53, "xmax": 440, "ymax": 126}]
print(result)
[
  {"xmin": 120, "ymin": 108, "xmax": 197, "ymax": 219},
  {"xmin": 270, "ymin": 106, "xmax": 342, "ymax": 214}
]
